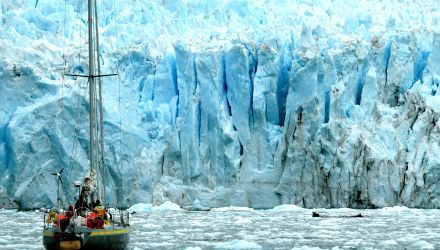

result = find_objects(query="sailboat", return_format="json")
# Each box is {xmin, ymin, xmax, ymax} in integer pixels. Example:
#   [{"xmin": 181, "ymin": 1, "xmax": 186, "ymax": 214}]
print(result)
[{"xmin": 42, "ymin": 0, "xmax": 130, "ymax": 249}]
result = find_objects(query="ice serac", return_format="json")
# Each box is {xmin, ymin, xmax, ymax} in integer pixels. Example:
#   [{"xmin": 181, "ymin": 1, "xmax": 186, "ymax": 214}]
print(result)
[
  {"xmin": 174, "ymin": 42, "xmax": 201, "ymax": 184},
  {"xmin": 1, "ymin": 0, "xmax": 440, "ymax": 209},
  {"xmin": 195, "ymin": 46, "xmax": 240, "ymax": 187}
]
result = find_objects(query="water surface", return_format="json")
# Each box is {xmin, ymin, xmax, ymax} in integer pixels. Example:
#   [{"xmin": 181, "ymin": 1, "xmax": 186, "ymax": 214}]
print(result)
[{"xmin": 0, "ymin": 207, "xmax": 438, "ymax": 249}]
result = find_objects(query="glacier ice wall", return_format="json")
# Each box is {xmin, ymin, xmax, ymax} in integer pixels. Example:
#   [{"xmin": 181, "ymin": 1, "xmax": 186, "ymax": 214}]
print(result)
[{"xmin": 0, "ymin": 0, "xmax": 440, "ymax": 209}]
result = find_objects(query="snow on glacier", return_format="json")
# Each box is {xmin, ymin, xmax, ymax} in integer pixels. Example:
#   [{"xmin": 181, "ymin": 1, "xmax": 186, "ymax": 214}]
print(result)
[{"xmin": 0, "ymin": 0, "xmax": 440, "ymax": 209}]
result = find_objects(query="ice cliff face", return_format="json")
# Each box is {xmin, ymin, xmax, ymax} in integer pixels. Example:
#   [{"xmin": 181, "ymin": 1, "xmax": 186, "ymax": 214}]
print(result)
[{"xmin": 1, "ymin": 0, "xmax": 440, "ymax": 209}]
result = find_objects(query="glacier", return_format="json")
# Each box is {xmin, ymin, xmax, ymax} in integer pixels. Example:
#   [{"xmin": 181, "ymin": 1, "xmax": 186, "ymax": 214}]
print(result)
[{"xmin": 0, "ymin": 0, "xmax": 440, "ymax": 210}]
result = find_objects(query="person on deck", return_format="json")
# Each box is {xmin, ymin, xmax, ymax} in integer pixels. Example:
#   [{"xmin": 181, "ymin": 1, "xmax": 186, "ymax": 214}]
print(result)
[
  {"xmin": 66, "ymin": 205, "xmax": 74, "ymax": 219},
  {"xmin": 74, "ymin": 195, "xmax": 89, "ymax": 216},
  {"xmin": 94, "ymin": 199, "xmax": 105, "ymax": 210},
  {"xmin": 87, "ymin": 208, "xmax": 105, "ymax": 229},
  {"xmin": 59, "ymin": 206, "xmax": 74, "ymax": 232}
]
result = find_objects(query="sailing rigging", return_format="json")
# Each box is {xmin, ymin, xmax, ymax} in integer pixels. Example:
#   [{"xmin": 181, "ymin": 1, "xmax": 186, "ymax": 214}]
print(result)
[{"xmin": 42, "ymin": 0, "xmax": 130, "ymax": 249}]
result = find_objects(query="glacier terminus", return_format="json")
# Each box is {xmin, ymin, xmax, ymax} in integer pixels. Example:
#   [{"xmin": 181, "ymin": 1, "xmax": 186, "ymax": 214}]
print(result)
[{"xmin": 0, "ymin": 0, "xmax": 440, "ymax": 211}]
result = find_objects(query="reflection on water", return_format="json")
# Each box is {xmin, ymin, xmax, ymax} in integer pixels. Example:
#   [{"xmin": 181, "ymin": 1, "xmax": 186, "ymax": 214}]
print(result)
[{"xmin": 0, "ymin": 207, "xmax": 439, "ymax": 249}]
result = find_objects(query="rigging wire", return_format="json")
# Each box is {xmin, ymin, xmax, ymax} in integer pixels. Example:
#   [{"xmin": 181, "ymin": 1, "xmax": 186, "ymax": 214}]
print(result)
[
  {"xmin": 78, "ymin": 0, "xmax": 83, "ymax": 68},
  {"xmin": 60, "ymin": 0, "xmax": 67, "ymax": 168},
  {"xmin": 94, "ymin": 0, "xmax": 107, "ymax": 205},
  {"xmin": 117, "ymin": 88, "xmax": 123, "ymax": 207},
  {"xmin": 63, "ymin": 0, "xmax": 123, "ymax": 208},
  {"xmin": 89, "ymin": 0, "xmax": 99, "ymax": 201},
  {"xmin": 67, "ymin": 0, "xmax": 89, "ymax": 189},
  {"xmin": 95, "ymin": 8, "xmax": 102, "ymax": 202},
  {"xmin": 117, "ymin": 69, "xmax": 122, "ymax": 209},
  {"xmin": 113, "ymin": 0, "xmax": 123, "ymax": 209},
  {"xmin": 94, "ymin": 74, "xmax": 101, "ymax": 201}
]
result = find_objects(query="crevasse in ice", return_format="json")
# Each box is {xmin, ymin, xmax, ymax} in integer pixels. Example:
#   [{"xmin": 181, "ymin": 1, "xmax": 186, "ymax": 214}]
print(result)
[{"xmin": 0, "ymin": 0, "xmax": 439, "ymax": 209}]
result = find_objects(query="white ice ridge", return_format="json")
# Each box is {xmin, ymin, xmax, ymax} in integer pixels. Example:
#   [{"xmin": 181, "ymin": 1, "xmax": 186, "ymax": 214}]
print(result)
[{"xmin": 0, "ymin": 0, "xmax": 440, "ymax": 209}]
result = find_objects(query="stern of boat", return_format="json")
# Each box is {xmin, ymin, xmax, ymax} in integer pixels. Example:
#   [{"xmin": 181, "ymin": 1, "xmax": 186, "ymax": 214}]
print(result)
[{"xmin": 42, "ymin": 208, "xmax": 130, "ymax": 250}]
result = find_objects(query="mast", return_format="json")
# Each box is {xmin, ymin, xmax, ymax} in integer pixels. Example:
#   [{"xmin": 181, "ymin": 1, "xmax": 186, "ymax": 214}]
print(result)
[
  {"xmin": 87, "ymin": 0, "xmax": 96, "ymax": 195},
  {"xmin": 75, "ymin": 0, "xmax": 115, "ymax": 205},
  {"xmin": 94, "ymin": 0, "xmax": 107, "ymax": 205}
]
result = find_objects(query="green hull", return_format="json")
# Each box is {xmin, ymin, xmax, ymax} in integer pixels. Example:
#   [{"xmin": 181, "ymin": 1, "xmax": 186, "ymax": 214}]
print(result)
[{"xmin": 43, "ymin": 227, "xmax": 130, "ymax": 250}]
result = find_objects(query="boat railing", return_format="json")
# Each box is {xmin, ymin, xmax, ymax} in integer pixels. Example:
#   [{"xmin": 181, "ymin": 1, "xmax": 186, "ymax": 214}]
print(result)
[
  {"xmin": 43, "ymin": 213, "xmax": 52, "ymax": 229},
  {"xmin": 43, "ymin": 210, "xmax": 67, "ymax": 230},
  {"xmin": 105, "ymin": 205, "xmax": 130, "ymax": 227},
  {"xmin": 120, "ymin": 209, "xmax": 130, "ymax": 227},
  {"xmin": 43, "ymin": 207, "xmax": 86, "ymax": 229},
  {"xmin": 43, "ymin": 206, "xmax": 130, "ymax": 230}
]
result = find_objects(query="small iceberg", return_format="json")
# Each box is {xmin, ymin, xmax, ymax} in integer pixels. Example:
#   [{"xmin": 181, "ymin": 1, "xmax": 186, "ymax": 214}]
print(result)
[
  {"xmin": 185, "ymin": 247, "xmax": 202, "ymax": 250},
  {"xmin": 377, "ymin": 239, "xmax": 399, "ymax": 248},
  {"xmin": 379, "ymin": 206, "xmax": 411, "ymax": 212},
  {"xmin": 128, "ymin": 203, "xmax": 153, "ymax": 213},
  {"xmin": 152, "ymin": 201, "xmax": 183, "ymax": 211},
  {"xmin": 184, "ymin": 199, "xmax": 211, "ymax": 211},
  {"xmin": 406, "ymin": 240, "xmax": 434, "ymax": 250},
  {"xmin": 211, "ymin": 206, "xmax": 254, "ymax": 212},
  {"xmin": 270, "ymin": 204, "xmax": 302, "ymax": 212},
  {"xmin": 128, "ymin": 201, "xmax": 183, "ymax": 213},
  {"xmin": 215, "ymin": 239, "xmax": 262, "ymax": 249}
]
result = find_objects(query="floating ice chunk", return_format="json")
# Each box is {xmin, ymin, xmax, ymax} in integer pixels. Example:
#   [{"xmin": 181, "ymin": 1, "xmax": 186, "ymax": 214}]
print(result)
[
  {"xmin": 215, "ymin": 239, "xmax": 262, "ymax": 249},
  {"xmin": 211, "ymin": 206, "xmax": 254, "ymax": 212},
  {"xmin": 150, "ymin": 242, "xmax": 174, "ymax": 248},
  {"xmin": 270, "ymin": 204, "xmax": 302, "ymax": 211},
  {"xmin": 152, "ymin": 201, "xmax": 182, "ymax": 211},
  {"xmin": 406, "ymin": 240, "xmax": 435, "ymax": 250},
  {"xmin": 185, "ymin": 247, "xmax": 202, "ymax": 250},
  {"xmin": 319, "ymin": 208, "xmax": 357, "ymax": 213},
  {"xmin": 193, "ymin": 199, "xmax": 202, "ymax": 209},
  {"xmin": 128, "ymin": 203, "xmax": 153, "ymax": 213},
  {"xmin": 379, "ymin": 206, "xmax": 410, "ymax": 212},
  {"xmin": 377, "ymin": 239, "xmax": 399, "ymax": 249},
  {"xmin": 291, "ymin": 247, "xmax": 322, "ymax": 250}
]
